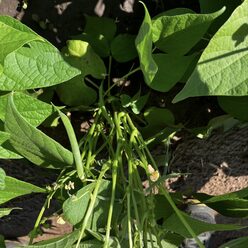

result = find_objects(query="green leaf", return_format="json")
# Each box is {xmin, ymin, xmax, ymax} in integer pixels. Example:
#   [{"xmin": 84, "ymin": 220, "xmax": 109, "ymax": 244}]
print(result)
[
  {"xmin": 199, "ymin": 0, "xmax": 242, "ymax": 33},
  {"xmin": 0, "ymin": 168, "xmax": 6, "ymax": 190},
  {"xmin": 73, "ymin": 33, "xmax": 110, "ymax": 58},
  {"xmin": 0, "ymin": 141, "xmax": 23, "ymax": 159},
  {"xmin": 63, "ymin": 180, "xmax": 122, "ymax": 230},
  {"xmin": 0, "ymin": 235, "xmax": 5, "ymax": 248},
  {"xmin": 0, "ymin": 131, "xmax": 10, "ymax": 145},
  {"xmin": 121, "ymin": 90, "xmax": 149, "ymax": 114},
  {"xmin": 0, "ymin": 133, "xmax": 21, "ymax": 159},
  {"xmin": 111, "ymin": 34, "xmax": 137, "ymax": 62},
  {"xmin": 23, "ymin": 230, "xmax": 80, "ymax": 248},
  {"xmin": 152, "ymin": 7, "xmax": 225, "ymax": 55},
  {"xmin": 0, "ymin": 207, "xmax": 21, "ymax": 218},
  {"xmin": 84, "ymin": 16, "xmax": 116, "ymax": 42},
  {"xmin": 163, "ymin": 210, "xmax": 243, "ymax": 238},
  {"xmin": 5, "ymin": 93, "xmax": 74, "ymax": 169},
  {"xmin": 174, "ymin": 0, "xmax": 248, "ymax": 102},
  {"xmin": 0, "ymin": 41, "xmax": 80, "ymax": 91},
  {"xmin": 63, "ymin": 182, "xmax": 95, "ymax": 225},
  {"xmin": 153, "ymin": 8, "xmax": 195, "ymax": 18},
  {"xmin": 0, "ymin": 16, "xmax": 42, "ymax": 65},
  {"xmin": 218, "ymin": 96, "xmax": 248, "ymax": 121},
  {"xmin": 74, "ymin": 16, "xmax": 116, "ymax": 58},
  {"xmin": 149, "ymin": 53, "xmax": 198, "ymax": 92},
  {"xmin": 56, "ymin": 40, "xmax": 106, "ymax": 106},
  {"xmin": 80, "ymin": 16, "xmax": 116, "ymax": 57},
  {"xmin": 141, "ymin": 107, "xmax": 175, "ymax": 139},
  {"xmin": 195, "ymin": 188, "xmax": 248, "ymax": 217},
  {"xmin": 135, "ymin": 2, "xmax": 158, "ymax": 85},
  {"xmin": 219, "ymin": 236, "xmax": 248, "ymax": 248},
  {"xmin": 0, "ymin": 176, "xmax": 45, "ymax": 205},
  {"xmin": 0, "ymin": 92, "xmax": 54, "ymax": 126}
]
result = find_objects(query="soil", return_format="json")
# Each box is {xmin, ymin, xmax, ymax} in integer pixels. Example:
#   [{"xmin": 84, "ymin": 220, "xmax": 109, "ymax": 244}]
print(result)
[{"xmin": 1, "ymin": 0, "xmax": 248, "ymax": 247}]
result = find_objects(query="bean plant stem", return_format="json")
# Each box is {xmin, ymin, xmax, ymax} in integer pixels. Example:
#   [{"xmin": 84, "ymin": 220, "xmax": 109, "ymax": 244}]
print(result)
[
  {"xmin": 159, "ymin": 186, "xmax": 204, "ymax": 248},
  {"xmin": 104, "ymin": 67, "xmax": 141, "ymax": 97},
  {"xmin": 76, "ymin": 165, "xmax": 109, "ymax": 248}
]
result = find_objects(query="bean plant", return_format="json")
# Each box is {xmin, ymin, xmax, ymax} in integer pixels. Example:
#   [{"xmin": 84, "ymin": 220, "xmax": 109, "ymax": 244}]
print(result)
[{"xmin": 1, "ymin": 0, "xmax": 248, "ymax": 247}]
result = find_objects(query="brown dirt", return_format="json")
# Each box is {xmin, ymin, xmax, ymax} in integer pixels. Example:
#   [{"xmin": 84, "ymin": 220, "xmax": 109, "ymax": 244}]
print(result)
[{"xmin": 166, "ymin": 125, "xmax": 248, "ymax": 195}]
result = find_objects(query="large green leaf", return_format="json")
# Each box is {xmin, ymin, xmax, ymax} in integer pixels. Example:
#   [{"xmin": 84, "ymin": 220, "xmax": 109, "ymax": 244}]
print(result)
[
  {"xmin": 149, "ymin": 53, "xmax": 198, "ymax": 92},
  {"xmin": 0, "ymin": 41, "xmax": 80, "ymax": 91},
  {"xmin": 56, "ymin": 40, "xmax": 106, "ymax": 106},
  {"xmin": 0, "ymin": 92, "xmax": 53, "ymax": 126},
  {"xmin": 0, "ymin": 176, "xmax": 45, "ymax": 205},
  {"xmin": 219, "ymin": 236, "xmax": 248, "ymax": 248},
  {"xmin": 174, "ymin": 0, "xmax": 248, "ymax": 102},
  {"xmin": 4, "ymin": 94, "xmax": 74, "ymax": 169},
  {"xmin": 218, "ymin": 96, "xmax": 248, "ymax": 121},
  {"xmin": 152, "ymin": 7, "xmax": 225, "ymax": 55},
  {"xmin": 163, "ymin": 211, "xmax": 243, "ymax": 238},
  {"xmin": 0, "ymin": 16, "xmax": 42, "ymax": 65},
  {"xmin": 135, "ymin": 2, "xmax": 158, "ymax": 85}
]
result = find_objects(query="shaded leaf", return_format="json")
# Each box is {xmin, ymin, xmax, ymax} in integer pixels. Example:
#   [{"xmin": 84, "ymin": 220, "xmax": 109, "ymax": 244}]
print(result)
[
  {"xmin": 141, "ymin": 107, "xmax": 175, "ymax": 139},
  {"xmin": 174, "ymin": 0, "xmax": 248, "ymax": 102},
  {"xmin": 150, "ymin": 53, "xmax": 198, "ymax": 92},
  {"xmin": 218, "ymin": 96, "xmax": 248, "ymax": 121},
  {"xmin": 163, "ymin": 211, "xmax": 243, "ymax": 238},
  {"xmin": 219, "ymin": 236, "xmax": 248, "ymax": 248},
  {"xmin": 22, "ymin": 230, "xmax": 80, "ymax": 248},
  {"xmin": 199, "ymin": 0, "xmax": 242, "ymax": 33},
  {"xmin": 63, "ymin": 180, "xmax": 122, "ymax": 230},
  {"xmin": 56, "ymin": 40, "xmax": 106, "ymax": 106},
  {"xmin": 195, "ymin": 188, "xmax": 248, "ymax": 217},
  {"xmin": 5, "ymin": 93, "xmax": 74, "ymax": 169},
  {"xmin": 111, "ymin": 34, "xmax": 137, "ymax": 62},
  {"xmin": 84, "ymin": 16, "xmax": 116, "ymax": 42}
]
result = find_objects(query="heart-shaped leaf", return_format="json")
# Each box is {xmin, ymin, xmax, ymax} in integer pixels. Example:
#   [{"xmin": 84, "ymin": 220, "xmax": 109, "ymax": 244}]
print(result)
[
  {"xmin": 174, "ymin": 0, "xmax": 248, "ymax": 102},
  {"xmin": 0, "ymin": 16, "xmax": 42, "ymax": 65},
  {"xmin": 56, "ymin": 40, "xmax": 106, "ymax": 106},
  {"xmin": 0, "ymin": 41, "xmax": 80, "ymax": 90},
  {"xmin": 152, "ymin": 7, "xmax": 225, "ymax": 55}
]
